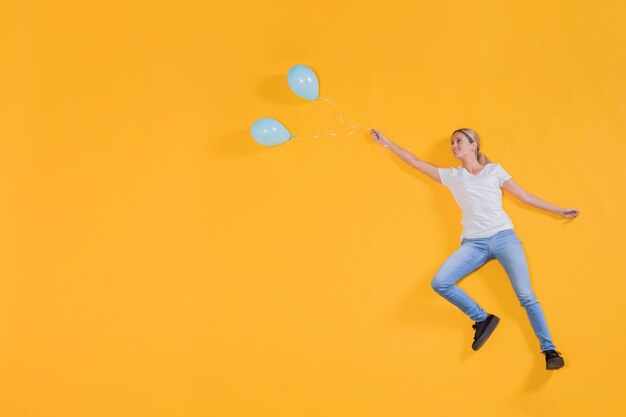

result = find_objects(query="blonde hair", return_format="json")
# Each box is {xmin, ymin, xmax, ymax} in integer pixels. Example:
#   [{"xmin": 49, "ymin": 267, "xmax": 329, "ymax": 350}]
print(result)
[{"xmin": 452, "ymin": 128, "xmax": 492, "ymax": 165}]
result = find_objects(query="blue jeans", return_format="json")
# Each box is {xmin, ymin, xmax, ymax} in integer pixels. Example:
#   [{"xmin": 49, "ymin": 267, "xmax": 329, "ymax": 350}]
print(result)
[{"xmin": 431, "ymin": 229, "xmax": 557, "ymax": 352}]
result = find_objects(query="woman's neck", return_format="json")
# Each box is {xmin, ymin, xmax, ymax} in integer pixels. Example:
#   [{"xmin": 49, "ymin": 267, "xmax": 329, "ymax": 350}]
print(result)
[{"xmin": 461, "ymin": 157, "xmax": 483, "ymax": 173}]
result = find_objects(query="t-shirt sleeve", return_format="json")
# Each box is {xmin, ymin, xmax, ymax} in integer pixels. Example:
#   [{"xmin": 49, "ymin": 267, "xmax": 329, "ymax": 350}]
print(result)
[
  {"xmin": 495, "ymin": 164, "xmax": 512, "ymax": 187},
  {"xmin": 438, "ymin": 167, "xmax": 453, "ymax": 187}
]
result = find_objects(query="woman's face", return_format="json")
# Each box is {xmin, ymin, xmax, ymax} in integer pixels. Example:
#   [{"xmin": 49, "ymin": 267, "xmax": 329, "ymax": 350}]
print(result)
[{"xmin": 450, "ymin": 133, "xmax": 476, "ymax": 160}]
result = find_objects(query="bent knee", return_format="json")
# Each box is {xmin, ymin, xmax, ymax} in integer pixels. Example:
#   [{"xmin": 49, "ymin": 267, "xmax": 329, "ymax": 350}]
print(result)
[
  {"xmin": 431, "ymin": 277, "xmax": 448, "ymax": 294},
  {"xmin": 518, "ymin": 291, "xmax": 538, "ymax": 307}
]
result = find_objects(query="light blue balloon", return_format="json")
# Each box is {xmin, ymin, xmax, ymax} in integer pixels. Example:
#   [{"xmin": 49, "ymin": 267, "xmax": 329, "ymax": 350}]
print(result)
[
  {"xmin": 287, "ymin": 64, "xmax": 319, "ymax": 100},
  {"xmin": 250, "ymin": 118, "xmax": 292, "ymax": 146}
]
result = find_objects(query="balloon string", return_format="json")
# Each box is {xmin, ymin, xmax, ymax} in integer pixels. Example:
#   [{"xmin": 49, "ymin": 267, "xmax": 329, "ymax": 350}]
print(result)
[
  {"xmin": 293, "ymin": 126, "xmax": 363, "ymax": 142},
  {"xmin": 319, "ymin": 96, "xmax": 361, "ymax": 129},
  {"xmin": 291, "ymin": 96, "xmax": 363, "ymax": 142},
  {"xmin": 292, "ymin": 96, "xmax": 390, "ymax": 160}
]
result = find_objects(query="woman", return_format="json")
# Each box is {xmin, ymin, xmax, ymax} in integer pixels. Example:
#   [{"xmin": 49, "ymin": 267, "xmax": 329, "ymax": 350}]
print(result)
[{"xmin": 370, "ymin": 127, "xmax": 579, "ymax": 370}]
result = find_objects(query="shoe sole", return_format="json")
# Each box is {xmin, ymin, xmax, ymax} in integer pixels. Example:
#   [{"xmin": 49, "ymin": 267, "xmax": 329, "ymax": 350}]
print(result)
[
  {"xmin": 546, "ymin": 357, "xmax": 565, "ymax": 370},
  {"xmin": 471, "ymin": 316, "xmax": 500, "ymax": 351}
]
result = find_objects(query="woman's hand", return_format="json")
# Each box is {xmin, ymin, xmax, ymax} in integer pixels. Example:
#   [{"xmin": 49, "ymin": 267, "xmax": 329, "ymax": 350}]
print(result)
[
  {"xmin": 560, "ymin": 208, "xmax": 580, "ymax": 220},
  {"xmin": 370, "ymin": 129, "xmax": 390, "ymax": 147}
]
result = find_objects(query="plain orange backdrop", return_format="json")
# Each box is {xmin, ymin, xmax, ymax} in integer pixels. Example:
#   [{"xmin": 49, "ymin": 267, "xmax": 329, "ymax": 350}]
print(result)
[{"xmin": 1, "ymin": 1, "xmax": 625, "ymax": 416}]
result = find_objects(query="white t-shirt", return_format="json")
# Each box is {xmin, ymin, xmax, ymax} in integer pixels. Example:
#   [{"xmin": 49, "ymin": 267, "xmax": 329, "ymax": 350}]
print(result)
[{"xmin": 438, "ymin": 163, "xmax": 514, "ymax": 240}]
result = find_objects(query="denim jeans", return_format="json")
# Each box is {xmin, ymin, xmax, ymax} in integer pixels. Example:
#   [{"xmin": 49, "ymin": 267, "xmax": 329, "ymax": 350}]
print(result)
[{"xmin": 431, "ymin": 229, "xmax": 557, "ymax": 352}]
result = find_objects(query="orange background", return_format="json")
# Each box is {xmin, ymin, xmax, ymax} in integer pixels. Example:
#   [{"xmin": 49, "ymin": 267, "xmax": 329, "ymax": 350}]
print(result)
[{"xmin": 1, "ymin": 1, "xmax": 625, "ymax": 416}]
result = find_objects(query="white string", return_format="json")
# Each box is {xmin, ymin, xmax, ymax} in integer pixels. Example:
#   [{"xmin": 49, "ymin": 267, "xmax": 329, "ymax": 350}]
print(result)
[
  {"xmin": 319, "ymin": 97, "xmax": 362, "ymax": 129},
  {"xmin": 287, "ymin": 97, "xmax": 395, "ymax": 166},
  {"xmin": 291, "ymin": 96, "xmax": 364, "ymax": 142}
]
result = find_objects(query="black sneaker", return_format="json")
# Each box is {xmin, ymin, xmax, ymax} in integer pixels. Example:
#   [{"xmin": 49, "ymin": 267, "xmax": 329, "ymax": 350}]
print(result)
[
  {"xmin": 543, "ymin": 350, "xmax": 565, "ymax": 370},
  {"xmin": 471, "ymin": 314, "xmax": 500, "ymax": 351}
]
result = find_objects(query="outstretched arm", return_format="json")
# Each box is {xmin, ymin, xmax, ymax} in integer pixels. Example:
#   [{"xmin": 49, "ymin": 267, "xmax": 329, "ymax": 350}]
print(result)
[
  {"xmin": 502, "ymin": 179, "xmax": 580, "ymax": 219},
  {"xmin": 370, "ymin": 129, "xmax": 442, "ymax": 183}
]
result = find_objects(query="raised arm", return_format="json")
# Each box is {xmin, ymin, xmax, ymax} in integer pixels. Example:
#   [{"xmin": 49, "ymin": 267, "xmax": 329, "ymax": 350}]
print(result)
[
  {"xmin": 501, "ymin": 178, "xmax": 580, "ymax": 219},
  {"xmin": 370, "ymin": 129, "xmax": 442, "ymax": 183}
]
